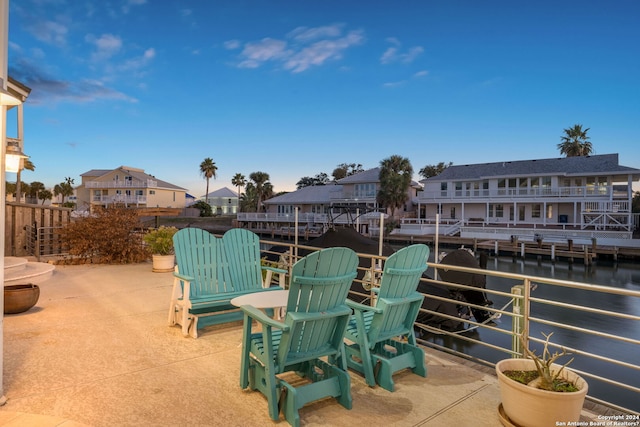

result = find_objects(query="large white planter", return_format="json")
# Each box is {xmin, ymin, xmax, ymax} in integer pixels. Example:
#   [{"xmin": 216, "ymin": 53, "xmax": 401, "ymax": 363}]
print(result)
[
  {"xmin": 496, "ymin": 359, "xmax": 588, "ymax": 427},
  {"xmin": 151, "ymin": 254, "xmax": 175, "ymax": 273}
]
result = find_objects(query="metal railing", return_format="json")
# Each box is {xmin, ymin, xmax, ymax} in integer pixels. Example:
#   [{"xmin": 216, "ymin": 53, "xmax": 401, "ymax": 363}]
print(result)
[
  {"xmin": 26, "ymin": 225, "xmax": 69, "ymax": 260},
  {"xmin": 256, "ymin": 237, "xmax": 640, "ymax": 414}
]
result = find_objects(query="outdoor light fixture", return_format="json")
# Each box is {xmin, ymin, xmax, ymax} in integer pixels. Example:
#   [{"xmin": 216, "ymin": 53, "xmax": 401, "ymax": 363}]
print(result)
[{"xmin": 5, "ymin": 137, "xmax": 28, "ymax": 173}]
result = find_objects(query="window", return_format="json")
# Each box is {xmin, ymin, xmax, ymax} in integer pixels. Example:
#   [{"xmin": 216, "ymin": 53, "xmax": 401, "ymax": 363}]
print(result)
[
  {"xmin": 455, "ymin": 182, "xmax": 462, "ymax": 196},
  {"xmin": 519, "ymin": 178, "xmax": 528, "ymax": 195},
  {"xmin": 354, "ymin": 183, "xmax": 376, "ymax": 198},
  {"xmin": 489, "ymin": 204, "xmax": 504, "ymax": 218},
  {"xmin": 135, "ymin": 190, "xmax": 143, "ymax": 196},
  {"xmin": 546, "ymin": 205, "xmax": 553, "ymax": 219},
  {"xmin": 519, "ymin": 206, "xmax": 525, "ymax": 221},
  {"xmin": 278, "ymin": 205, "xmax": 294, "ymax": 215},
  {"xmin": 532, "ymin": 204, "xmax": 541, "ymax": 218},
  {"xmin": 441, "ymin": 182, "xmax": 447, "ymax": 196},
  {"xmin": 149, "ymin": 190, "xmax": 155, "ymax": 195},
  {"xmin": 450, "ymin": 207, "xmax": 456, "ymax": 219}
]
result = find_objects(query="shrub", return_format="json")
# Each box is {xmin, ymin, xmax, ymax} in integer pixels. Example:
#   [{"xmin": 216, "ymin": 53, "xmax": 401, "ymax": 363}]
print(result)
[
  {"xmin": 143, "ymin": 226, "xmax": 178, "ymax": 255},
  {"xmin": 192, "ymin": 200, "xmax": 213, "ymax": 217},
  {"xmin": 59, "ymin": 205, "xmax": 148, "ymax": 264}
]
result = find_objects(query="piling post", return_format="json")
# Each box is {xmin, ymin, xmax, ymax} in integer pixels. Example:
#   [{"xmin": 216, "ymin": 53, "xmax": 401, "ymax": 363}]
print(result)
[
  {"xmin": 551, "ymin": 244, "xmax": 555, "ymax": 263},
  {"xmin": 520, "ymin": 242, "xmax": 525, "ymax": 258},
  {"xmin": 584, "ymin": 246, "xmax": 589, "ymax": 266},
  {"xmin": 494, "ymin": 240, "xmax": 499, "ymax": 257}
]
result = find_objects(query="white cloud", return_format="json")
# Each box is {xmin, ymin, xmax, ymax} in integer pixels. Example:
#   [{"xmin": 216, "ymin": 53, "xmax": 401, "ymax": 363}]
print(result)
[
  {"xmin": 232, "ymin": 25, "xmax": 364, "ymax": 73},
  {"xmin": 288, "ymin": 24, "xmax": 343, "ymax": 42},
  {"xmin": 383, "ymin": 80, "xmax": 406, "ymax": 88},
  {"xmin": 224, "ymin": 39, "xmax": 241, "ymax": 50},
  {"xmin": 414, "ymin": 70, "xmax": 429, "ymax": 78},
  {"xmin": 284, "ymin": 30, "xmax": 364, "ymax": 73},
  {"xmin": 238, "ymin": 38, "xmax": 290, "ymax": 69},
  {"xmin": 29, "ymin": 20, "xmax": 68, "ymax": 47},
  {"xmin": 380, "ymin": 39, "xmax": 423, "ymax": 64},
  {"xmin": 118, "ymin": 48, "xmax": 156, "ymax": 72},
  {"xmin": 87, "ymin": 34, "xmax": 123, "ymax": 62}
]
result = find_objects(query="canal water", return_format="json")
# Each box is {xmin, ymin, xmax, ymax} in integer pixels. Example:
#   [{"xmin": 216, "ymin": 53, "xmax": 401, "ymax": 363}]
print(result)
[{"xmin": 422, "ymin": 254, "xmax": 640, "ymax": 413}]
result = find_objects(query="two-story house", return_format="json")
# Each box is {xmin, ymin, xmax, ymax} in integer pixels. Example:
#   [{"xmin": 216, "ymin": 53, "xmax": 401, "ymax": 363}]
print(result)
[
  {"xmin": 201, "ymin": 187, "xmax": 239, "ymax": 215},
  {"xmin": 397, "ymin": 153, "xmax": 640, "ymax": 246},
  {"xmin": 75, "ymin": 166, "xmax": 187, "ymax": 212},
  {"xmin": 238, "ymin": 167, "xmax": 421, "ymax": 236}
]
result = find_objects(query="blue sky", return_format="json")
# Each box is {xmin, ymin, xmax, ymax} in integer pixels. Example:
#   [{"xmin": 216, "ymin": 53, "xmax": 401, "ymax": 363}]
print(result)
[{"xmin": 6, "ymin": 0, "xmax": 640, "ymax": 195}]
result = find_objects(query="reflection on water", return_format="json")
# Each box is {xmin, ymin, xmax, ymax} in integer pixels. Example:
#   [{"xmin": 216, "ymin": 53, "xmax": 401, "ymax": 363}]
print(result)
[{"xmin": 422, "ymin": 255, "xmax": 640, "ymax": 412}]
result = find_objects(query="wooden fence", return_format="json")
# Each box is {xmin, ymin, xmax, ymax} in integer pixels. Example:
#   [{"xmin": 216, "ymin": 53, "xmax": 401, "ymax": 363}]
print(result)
[{"xmin": 4, "ymin": 202, "xmax": 72, "ymax": 257}]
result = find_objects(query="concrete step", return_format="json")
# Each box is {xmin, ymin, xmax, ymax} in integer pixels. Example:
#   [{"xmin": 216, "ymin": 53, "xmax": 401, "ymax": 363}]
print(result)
[
  {"xmin": 4, "ymin": 257, "xmax": 55, "ymax": 285},
  {"xmin": 4, "ymin": 256, "xmax": 28, "ymax": 272}
]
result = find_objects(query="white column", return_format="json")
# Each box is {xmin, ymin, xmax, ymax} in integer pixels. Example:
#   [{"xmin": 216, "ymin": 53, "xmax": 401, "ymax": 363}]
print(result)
[{"xmin": 0, "ymin": 0, "xmax": 16, "ymax": 405}]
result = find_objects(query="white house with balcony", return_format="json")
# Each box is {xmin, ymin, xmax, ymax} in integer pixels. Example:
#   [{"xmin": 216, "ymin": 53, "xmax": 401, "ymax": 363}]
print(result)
[
  {"xmin": 75, "ymin": 166, "xmax": 187, "ymax": 212},
  {"xmin": 397, "ymin": 153, "xmax": 640, "ymax": 246}
]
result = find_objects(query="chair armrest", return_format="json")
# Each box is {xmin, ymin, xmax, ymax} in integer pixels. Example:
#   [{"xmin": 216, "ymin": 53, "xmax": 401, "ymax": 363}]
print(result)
[
  {"xmin": 240, "ymin": 305, "xmax": 289, "ymax": 330},
  {"xmin": 261, "ymin": 266, "xmax": 288, "ymax": 288},
  {"xmin": 261, "ymin": 266, "xmax": 287, "ymax": 274},
  {"xmin": 385, "ymin": 265, "xmax": 428, "ymax": 275},
  {"xmin": 173, "ymin": 272, "xmax": 195, "ymax": 282},
  {"xmin": 346, "ymin": 299, "xmax": 384, "ymax": 314}
]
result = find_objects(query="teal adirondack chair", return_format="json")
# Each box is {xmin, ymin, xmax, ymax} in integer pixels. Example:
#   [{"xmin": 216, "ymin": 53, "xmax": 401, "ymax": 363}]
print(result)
[
  {"xmin": 239, "ymin": 247, "xmax": 359, "ymax": 427},
  {"xmin": 169, "ymin": 228, "xmax": 286, "ymax": 338},
  {"xmin": 344, "ymin": 244, "xmax": 429, "ymax": 392}
]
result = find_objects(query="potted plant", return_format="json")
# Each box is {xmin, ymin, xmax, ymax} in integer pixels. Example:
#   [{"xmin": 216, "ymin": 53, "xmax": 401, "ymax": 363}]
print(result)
[
  {"xmin": 495, "ymin": 332, "xmax": 588, "ymax": 427},
  {"xmin": 143, "ymin": 226, "xmax": 178, "ymax": 272}
]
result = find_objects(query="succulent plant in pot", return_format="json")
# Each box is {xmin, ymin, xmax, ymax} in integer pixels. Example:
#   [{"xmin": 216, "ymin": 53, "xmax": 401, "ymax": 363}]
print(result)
[
  {"xmin": 495, "ymin": 332, "xmax": 588, "ymax": 427},
  {"xmin": 143, "ymin": 226, "xmax": 178, "ymax": 272}
]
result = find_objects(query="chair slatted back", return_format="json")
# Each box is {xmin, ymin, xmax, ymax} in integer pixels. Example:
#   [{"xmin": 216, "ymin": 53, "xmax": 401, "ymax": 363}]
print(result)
[
  {"xmin": 278, "ymin": 247, "xmax": 358, "ymax": 364},
  {"xmin": 368, "ymin": 244, "xmax": 429, "ymax": 345},
  {"xmin": 173, "ymin": 228, "xmax": 227, "ymax": 297},
  {"xmin": 222, "ymin": 228, "xmax": 264, "ymax": 292}
]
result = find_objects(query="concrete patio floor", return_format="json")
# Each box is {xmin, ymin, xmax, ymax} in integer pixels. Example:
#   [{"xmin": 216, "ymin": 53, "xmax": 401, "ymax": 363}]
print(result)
[{"xmin": 0, "ymin": 262, "xmax": 605, "ymax": 426}]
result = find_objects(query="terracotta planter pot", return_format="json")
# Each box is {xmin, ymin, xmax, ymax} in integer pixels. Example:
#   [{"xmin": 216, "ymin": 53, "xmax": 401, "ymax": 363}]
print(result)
[
  {"xmin": 496, "ymin": 358, "xmax": 588, "ymax": 427},
  {"xmin": 4, "ymin": 284, "xmax": 40, "ymax": 314},
  {"xmin": 152, "ymin": 254, "xmax": 175, "ymax": 273}
]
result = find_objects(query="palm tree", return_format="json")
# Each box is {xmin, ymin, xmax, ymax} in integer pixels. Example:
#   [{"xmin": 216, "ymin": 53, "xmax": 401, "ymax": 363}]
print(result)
[
  {"xmin": 419, "ymin": 161, "xmax": 453, "ymax": 179},
  {"xmin": 15, "ymin": 158, "xmax": 35, "ymax": 203},
  {"xmin": 377, "ymin": 155, "xmax": 413, "ymax": 220},
  {"xmin": 249, "ymin": 171, "xmax": 271, "ymax": 212},
  {"xmin": 241, "ymin": 182, "xmax": 258, "ymax": 212},
  {"xmin": 231, "ymin": 173, "xmax": 246, "ymax": 199},
  {"xmin": 557, "ymin": 125, "xmax": 593, "ymax": 157},
  {"xmin": 54, "ymin": 177, "xmax": 75, "ymax": 205},
  {"xmin": 27, "ymin": 181, "xmax": 45, "ymax": 204},
  {"xmin": 199, "ymin": 158, "xmax": 218, "ymax": 204}
]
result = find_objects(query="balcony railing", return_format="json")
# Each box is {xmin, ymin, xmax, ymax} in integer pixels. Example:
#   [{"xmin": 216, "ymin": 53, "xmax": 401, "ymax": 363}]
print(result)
[
  {"xmin": 419, "ymin": 185, "xmax": 626, "ymax": 201},
  {"xmin": 92, "ymin": 195, "xmax": 147, "ymax": 204},
  {"xmin": 86, "ymin": 179, "xmax": 158, "ymax": 189}
]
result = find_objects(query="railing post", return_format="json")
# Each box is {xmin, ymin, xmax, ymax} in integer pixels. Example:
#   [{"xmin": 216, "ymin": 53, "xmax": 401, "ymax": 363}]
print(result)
[{"xmin": 511, "ymin": 284, "xmax": 524, "ymax": 358}]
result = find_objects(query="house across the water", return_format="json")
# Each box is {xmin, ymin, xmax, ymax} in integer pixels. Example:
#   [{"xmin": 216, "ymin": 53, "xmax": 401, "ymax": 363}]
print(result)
[
  {"xmin": 76, "ymin": 166, "xmax": 187, "ymax": 213},
  {"xmin": 237, "ymin": 167, "xmax": 421, "ymax": 236},
  {"xmin": 396, "ymin": 153, "xmax": 640, "ymax": 247}
]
